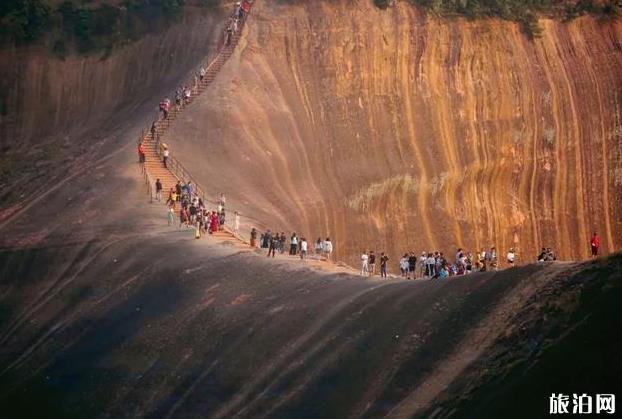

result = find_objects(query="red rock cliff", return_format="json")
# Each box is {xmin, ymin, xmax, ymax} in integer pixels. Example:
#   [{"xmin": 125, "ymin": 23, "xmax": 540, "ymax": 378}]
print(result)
[{"xmin": 168, "ymin": 1, "xmax": 622, "ymax": 266}]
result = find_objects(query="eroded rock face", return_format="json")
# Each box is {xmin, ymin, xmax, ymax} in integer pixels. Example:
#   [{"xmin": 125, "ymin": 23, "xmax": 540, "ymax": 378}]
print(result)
[{"xmin": 169, "ymin": 0, "xmax": 622, "ymax": 266}]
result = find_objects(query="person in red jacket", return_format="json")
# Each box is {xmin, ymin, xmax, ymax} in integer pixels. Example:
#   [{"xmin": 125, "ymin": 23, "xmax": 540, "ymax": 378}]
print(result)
[
  {"xmin": 590, "ymin": 232, "xmax": 601, "ymax": 258},
  {"xmin": 138, "ymin": 142, "xmax": 146, "ymax": 163}
]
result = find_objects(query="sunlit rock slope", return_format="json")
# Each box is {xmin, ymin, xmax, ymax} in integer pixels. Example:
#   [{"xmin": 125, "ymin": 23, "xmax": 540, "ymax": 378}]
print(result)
[{"xmin": 169, "ymin": 0, "xmax": 622, "ymax": 266}]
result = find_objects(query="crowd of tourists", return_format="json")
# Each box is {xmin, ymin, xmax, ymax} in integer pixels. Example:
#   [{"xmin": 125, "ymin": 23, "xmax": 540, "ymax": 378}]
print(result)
[
  {"xmin": 254, "ymin": 231, "xmax": 334, "ymax": 261},
  {"xmin": 151, "ymin": 167, "xmax": 603, "ymax": 276},
  {"xmin": 157, "ymin": 179, "xmax": 240, "ymax": 239},
  {"xmin": 360, "ymin": 247, "xmax": 511, "ymax": 280}
]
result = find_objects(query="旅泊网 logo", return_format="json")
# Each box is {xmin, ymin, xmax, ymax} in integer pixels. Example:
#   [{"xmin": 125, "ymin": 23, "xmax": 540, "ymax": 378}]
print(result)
[{"xmin": 549, "ymin": 393, "xmax": 615, "ymax": 415}]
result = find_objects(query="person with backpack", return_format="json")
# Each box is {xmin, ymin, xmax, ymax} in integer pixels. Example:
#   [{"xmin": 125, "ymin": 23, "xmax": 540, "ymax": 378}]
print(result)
[
  {"xmin": 408, "ymin": 252, "xmax": 417, "ymax": 279},
  {"xmin": 380, "ymin": 253, "xmax": 389, "ymax": 278},
  {"xmin": 268, "ymin": 234, "xmax": 278, "ymax": 258},
  {"xmin": 173, "ymin": 182, "xmax": 181, "ymax": 201},
  {"xmin": 368, "ymin": 251, "xmax": 376, "ymax": 275},
  {"xmin": 315, "ymin": 238, "xmax": 322, "ymax": 256},
  {"xmin": 590, "ymin": 232, "xmax": 600, "ymax": 258},
  {"xmin": 155, "ymin": 179, "xmax": 162, "ymax": 201},
  {"xmin": 261, "ymin": 230, "xmax": 271, "ymax": 248}
]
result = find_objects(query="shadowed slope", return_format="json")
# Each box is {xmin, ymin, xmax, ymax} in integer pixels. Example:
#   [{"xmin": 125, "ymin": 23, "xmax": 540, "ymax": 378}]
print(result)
[
  {"xmin": 0, "ymin": 150, "xmax": 619, "ymax": 417},
  {"xmin": 1, "ymin": 197, "xmax": 620, "ymax": 418}
]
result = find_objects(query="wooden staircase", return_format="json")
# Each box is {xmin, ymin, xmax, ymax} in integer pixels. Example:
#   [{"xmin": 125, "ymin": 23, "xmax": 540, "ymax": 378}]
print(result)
[{"xmin": 138, "ymin": 14, "xmax": 250, "ymax": 245}]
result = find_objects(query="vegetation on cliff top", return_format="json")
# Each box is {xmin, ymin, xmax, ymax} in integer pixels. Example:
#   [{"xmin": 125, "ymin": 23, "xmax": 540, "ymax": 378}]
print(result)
[
  {"xmin": 0, "ymin": 0, "xmax": 219, "ymax": 55},
  {"xmin": 1, "ymin": 0, "xmax": 619, "ymax": 53},
  {"xmin": 374, "ymin": 0, "xmax": 620, "ymax": 36}
]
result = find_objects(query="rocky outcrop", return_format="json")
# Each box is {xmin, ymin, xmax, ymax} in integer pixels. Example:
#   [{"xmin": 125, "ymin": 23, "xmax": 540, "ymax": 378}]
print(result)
[{"xmin": 169, "ymin": 0, "xmax": 622, "ymax": 265}]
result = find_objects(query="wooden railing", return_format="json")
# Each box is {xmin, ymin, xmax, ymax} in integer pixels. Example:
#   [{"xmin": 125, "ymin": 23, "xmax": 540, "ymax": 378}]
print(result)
[{"xmin": 139, "ymin": 5, "xmax": 270, "ymax": 242}]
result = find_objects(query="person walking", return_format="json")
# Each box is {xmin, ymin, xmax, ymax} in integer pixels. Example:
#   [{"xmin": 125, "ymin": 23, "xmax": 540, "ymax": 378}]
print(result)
[
  {"xmin": 194, "ymin": 219, "xmax": 201, "ymax": 239},
  {"xmin": 250, "ymin": 227, "xmax": 258, "ymax": 247},
  {"xmin": 487, "ymin": 247, "xmax": 498, "ymax": 271},
  {"xmin": 167, "ymin": 205, "xmax": 175, "ymax": 226},
  {"xmin": 155, "ymin": 178, "xmax": 163, "ymax": 201},
  {"xmin": 590, "ymin": 232, "xmax": 600, "ymax": 258},
  {"xmin": 234, "ymin": 211, "xmax": 240, "ymax": 236},
  {"xmin": 323, "ymin": 238, "xmax": 333, "ymax": 261},
  {"xmin": 426, "ymin": 253, "xmax": 435, "ymax": 278},
  {"xmin": 175, "ymin": 181, "xmax": 182, "ymax": 201},
  {"xmin": 138, "ymin": 142, "xmax": 146, "ymax": 163},
  {"xmin": 368, "ymin": 251, "xmax": 376, "ymax": 275},
  {"xmin": 300, "ymin": 237, "xmax": 308, "ymax": 260},
  {"xmin": 290, "ymin": 233, "xmax": 298, "ymax": 255},
  {"xmin": 279, "ymin": 233, "xmax": 286, "ymax": 254},
  {"xmin": 160, "ymin": 98, "xmax": 170, "ymax": 119},
  {"xmin": 399, "ymin": 254, "xmax": 409, "ymax": 278},
  {"xmin": 360, "ymin": 251, "xmax": 369, "ymax": 276},
  {"xmin": 268, "ymin": 234, "xmax": 278, "ymax": 258},
  {"xmin": 209, "ymin": 211, "xmax": 219, "ymax": 234},
  {"xmin": 162, "ymin": 146, "xmax": 169, "ymax": 168},
  {"xmin": 408, "ymin": 252, "xmax": 417, "ymax": 279},
  {"xmin": 179, "ymin": 207, "xmax": 188, "ymax": 228},
  {"xmin": 225, "ymin": 23, "xmax": 234, "ymax": 46},
  {"xmin": 479, "ymin": 248, "xmax": 487, "ymax": 271},
  {"xmin": 380, "ymin": 253, "xmax": 389, "ymax": 278},
  {"xmin": 315, "ymin": 238, "xmax": 322, "ymax": 256}
]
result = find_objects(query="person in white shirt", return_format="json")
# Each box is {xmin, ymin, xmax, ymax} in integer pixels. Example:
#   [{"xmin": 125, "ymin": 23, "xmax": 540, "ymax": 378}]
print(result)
[
  {"xmin": 400, "ymin": 255, "xmax": 409, "ymax": 277},
  {"xmin": 361, "ymin": 252, "xmax": 369, "ymax": 276},
  {"xmin": 290, "ymin": 233, "xmax": 298, "ymax": 255},
  {"xmin": 419, "ymin": 252, "xmax": 427, "ymax": 277},
  {"xmin": 323, "ymin": 238, "xmax": 333, "ymax": 261},
  {"xmin": 234, "ymin": 211, "xmax": 240, "ymax": 235},
  {"xmin": 426, "ymin": 253, "xmax": 435, "ymax": 278},
  {"xmin": 162, "ymin": 147, "xmax": 169, "ymax": 168}
]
